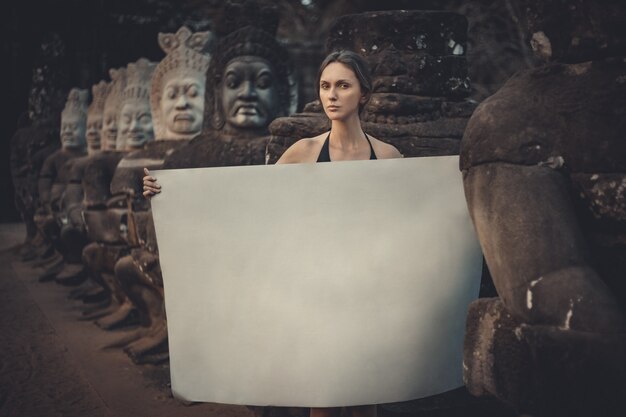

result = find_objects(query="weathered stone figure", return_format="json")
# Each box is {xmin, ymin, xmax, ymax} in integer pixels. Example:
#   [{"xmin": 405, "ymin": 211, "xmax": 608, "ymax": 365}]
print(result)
[
  {"xmin": 80, "ymin": 68, "xmax": 129, "ymax": 310},
  {"xmin": 54, "ymin": 80, "xmax": 110, "ymax": 285},
  {"xmin": 35, "ymin": 88, "xmax": 88, "ymax": 280},
  {"xmin": 90, "ymin": 58, "xmax": 157, "ymax": 329},
  {"xmin": 164, "ymin": 24, "xmax": 296, "ymax": 169},
  {"xmin": 461, "ymin": 1, "xmax": 626, "ymax": 416},
  {"xmin": 106, "ymin": 27, "xmax": 211, "ymax": 358},
  {"xmin": 116, "ymin": 58, "xmax": 157, "ymax": 151},
  {"xmin": 11, "ymin": 32, "xmax": 69, "ymax": 262}
]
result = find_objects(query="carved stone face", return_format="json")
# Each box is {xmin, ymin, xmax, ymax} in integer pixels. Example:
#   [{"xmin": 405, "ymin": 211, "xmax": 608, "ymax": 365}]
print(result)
[
  {"xmin": 86, "ymin": 113, "xmax": 103, "ymax": 151},
  {"xmin": 161, "ymin": 77, "xmax": 205, "ymax": 139},
  {"xmin": 60, "ymin": 112, "xmax": 86, "ymax": 149},
  {"xmin": 101, "ymin": 107, "xmax": 119, "ymax": 151},
  {"xmin": 119, "ymin": 101, "xmax": 154, "ymax": 150},
  {"xmin": 221, "ymin": 56, "xmax": 279, "ymax": 131}
]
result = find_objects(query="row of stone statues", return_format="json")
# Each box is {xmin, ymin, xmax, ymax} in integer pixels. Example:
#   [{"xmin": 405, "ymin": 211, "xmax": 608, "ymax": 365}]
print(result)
[{"xmin": 15, "ymin": 18, "xmax": 303, "ymax": 366}]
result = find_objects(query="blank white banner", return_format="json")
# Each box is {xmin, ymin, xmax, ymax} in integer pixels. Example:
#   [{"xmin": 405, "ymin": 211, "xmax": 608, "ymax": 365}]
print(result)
[{"xmin": 151, "ymin": 156, "xmax": 482, "ymax": 407}]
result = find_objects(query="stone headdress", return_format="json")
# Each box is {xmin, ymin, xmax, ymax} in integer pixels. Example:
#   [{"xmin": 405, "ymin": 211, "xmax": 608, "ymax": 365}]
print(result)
[
  {"xmin": 123, "ymin": 58, "xmax": 156, "ymax": 104},
  {"xmin": 61, "ymin": 88, "xmax": 89, "ymax": 120},
  {"xmin": 151, "ymin": 26, "xmax": 212, "ymax": 139},
  {"xmin": 103, "ymin": 67, "xmax": 127, "ymax": 118},
  {"xmin": 88, "ymin": 80, "xmax": 110, "ymax": 118},
  {"xmin": 206, "ymin": 26, "xmax": 298, "ymax": 131}
]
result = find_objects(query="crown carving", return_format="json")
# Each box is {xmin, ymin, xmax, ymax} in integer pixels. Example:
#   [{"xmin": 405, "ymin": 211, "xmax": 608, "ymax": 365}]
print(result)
[
  {"xmin": 88, "ymin": 80, "xmax": 110, "ymax": 116},
  {"xmin": 62, "ymin": 88, "xmax": 89, "ymax": 118},
  {"xmin": 104, "ymin": 67, "xmax": 127, "ymax": 113},
  {"xmin": 123, "ymin": 58, "xmax": 156, "ymax": 102}
]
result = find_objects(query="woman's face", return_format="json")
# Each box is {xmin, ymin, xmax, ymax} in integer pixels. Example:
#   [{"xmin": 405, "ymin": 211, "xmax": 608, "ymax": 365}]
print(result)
[
  {"xmin": 319, "ymin": 62, "xmax": 365, "ymax": 121},
  {"xmin": 221, "ymin": 56, "xmax": 279, "ymax": 130}
]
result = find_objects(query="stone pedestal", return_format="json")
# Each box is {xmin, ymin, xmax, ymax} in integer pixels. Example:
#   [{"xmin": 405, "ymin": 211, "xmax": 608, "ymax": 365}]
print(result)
[{"xmin": 461, "ymin": 58, "xmax": 626, "ymax": 416}]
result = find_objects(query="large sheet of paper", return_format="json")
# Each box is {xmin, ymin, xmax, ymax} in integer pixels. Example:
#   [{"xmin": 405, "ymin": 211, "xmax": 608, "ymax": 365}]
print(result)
[{"xmin": 151, "ymin": 156, "xmax": 482, "ymax": 407}]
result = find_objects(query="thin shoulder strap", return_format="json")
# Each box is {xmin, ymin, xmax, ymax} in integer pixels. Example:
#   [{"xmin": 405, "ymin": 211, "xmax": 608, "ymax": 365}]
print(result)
[
  {"xmin": 316, "ymin": 132, "xmax": 332, "ymax": 163},
  {"xmin": 364, "ymin": 133, "xmax": 377, "ymax": 160}
]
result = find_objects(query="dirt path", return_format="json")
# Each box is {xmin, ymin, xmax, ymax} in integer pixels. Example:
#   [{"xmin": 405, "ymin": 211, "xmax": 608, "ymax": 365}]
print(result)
[{"xmin": 0, "ymin": 222, "xmax": 253, "ymax": 417}]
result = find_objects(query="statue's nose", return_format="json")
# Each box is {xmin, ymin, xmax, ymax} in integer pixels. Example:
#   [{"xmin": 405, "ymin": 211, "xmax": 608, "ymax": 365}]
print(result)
[{"xmin": 238, "ymin": 81, "xmax": 258, "ymax": 99}]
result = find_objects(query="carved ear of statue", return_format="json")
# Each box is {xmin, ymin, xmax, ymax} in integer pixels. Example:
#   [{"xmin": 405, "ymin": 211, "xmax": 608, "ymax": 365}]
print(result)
[
  {"xmin": 211, "ymin": 92, "xmax": 225, "ymax": 130},
  {"xmin": 287, "ymin": 72, "xmax": 299, "ymax": 117}
]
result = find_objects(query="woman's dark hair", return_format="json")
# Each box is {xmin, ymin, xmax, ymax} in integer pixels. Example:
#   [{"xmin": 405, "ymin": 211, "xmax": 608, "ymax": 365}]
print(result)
[{"xmin": 316, "ymin": 50, "xmax": 372, "ymax": 111}]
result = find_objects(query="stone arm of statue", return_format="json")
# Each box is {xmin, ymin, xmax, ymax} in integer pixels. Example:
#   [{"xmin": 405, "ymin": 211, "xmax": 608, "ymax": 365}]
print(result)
[
  {"xmin": 38, "ymin": 154, "xmax": 57, "ymax": 213},
  {"xmin": 142, "ymin": 168, "xmax": 161, "ymax": 199},
  {"xmin": 464, "ymin": 162, "xmax": 626, "ymax": 333}
]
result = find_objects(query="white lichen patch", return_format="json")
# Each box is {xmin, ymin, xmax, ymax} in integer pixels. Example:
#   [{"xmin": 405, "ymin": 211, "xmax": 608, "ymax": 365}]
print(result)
[
  {"xmin": 415, "ymin": 34, "xmax": 427, "ymax": 49},
  {"xmin": 514, "ymin": 326, "xmax": 523, "ymax": 341},
  {"xmin": 591, "ymin": 174, "xmax": 599, "ymax": 180},
  {"xmin": 371, "ymin": 45, "xmax": 378, "ymax": 51},
  {"xmin": 526, "ymin": 277, "xmax": 542, "ymax": 309},
  {"xmin": 453, "ymin": 44, "xmax": 464, "ymax": 55},
  {"xmin": 448, "ymin": 39, "xmax": 456, "ymax": 49},
  {"xmin": 538, "ymin": 155, "xmax": 565, "ymax": 169},
  {"xmin": 531, "ymin": 31, "xmax": 553, "ymax": 60},
  {"xmin": 561, "ymin": 299, "xmax": 575, "ymax": 330}
]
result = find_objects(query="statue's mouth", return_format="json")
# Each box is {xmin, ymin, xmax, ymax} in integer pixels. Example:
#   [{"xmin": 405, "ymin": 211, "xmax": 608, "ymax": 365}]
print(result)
[
  {"xmin": 235, "ymin": 105, "xmax": 260, "ymax": 116},
  {"xmin": 174, "ymin": 113, "xmax": 194, "ymax": 122}
]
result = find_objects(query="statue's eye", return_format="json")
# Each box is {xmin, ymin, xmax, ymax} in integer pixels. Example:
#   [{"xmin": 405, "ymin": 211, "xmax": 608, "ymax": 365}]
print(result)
[
  {"xmin": 139, "ymin": 114, "xmax": 151, "ymax": 124},
  {"xmin": 256, "ymin": 74, "xmax": 271, "ymax": 89},
  {"xmin": 225, "ymin": 74, "xmax": 239, "ymax": 89},
  {"xmin": 187, "ymin": 85, "xmax": 199, "ymax": 97},
  {"xmin": 166, "ymin": 87, "xmax": 177, "ymax": 99}
]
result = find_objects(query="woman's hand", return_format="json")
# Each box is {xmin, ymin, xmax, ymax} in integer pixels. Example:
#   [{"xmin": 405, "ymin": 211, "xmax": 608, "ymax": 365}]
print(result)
[{"xmin": 143, "ymin": 168, "xmax": 161, "ymax": 199}]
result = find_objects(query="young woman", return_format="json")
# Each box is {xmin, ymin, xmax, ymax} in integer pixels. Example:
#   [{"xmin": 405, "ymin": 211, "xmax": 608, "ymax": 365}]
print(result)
[
  {"xmin": 276, "ymin": 50, "xmax": 401, "ymax": 165},
  {"xmin": 143, "ymin": 50, "xmax": 402, "ymax": 417}
]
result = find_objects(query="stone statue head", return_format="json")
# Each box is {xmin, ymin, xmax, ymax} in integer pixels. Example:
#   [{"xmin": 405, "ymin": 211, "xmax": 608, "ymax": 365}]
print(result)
[
  {"xmin": 118, "ymin": 58, "xmax": 156, "ymax": 150},
  {"xmin": 101, "ymin": 67, "xmax": 127, "ymax": 151},
  {"xmin": 86, "ymin": 80, "xmax": 110, "ymax": 154},
  {"xmin": 521, "ymin": 0, "xmax": 626, "ymax": 63},
  {"xmin": 60, "ymin": 88, "xmax": 88, "ymax": 150},
  {"xmin": 151, "ymin": 26, "xmax": 212, "ymax": 141},
  {"xmin": 205, "ymin": 26, "xmax": 297, "ymax": 136}
]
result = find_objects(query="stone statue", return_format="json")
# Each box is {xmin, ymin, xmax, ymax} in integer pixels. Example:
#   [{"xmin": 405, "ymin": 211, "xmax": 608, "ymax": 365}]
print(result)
[
  {"xmin": 80, "ymin": 68, "xmax": 129, "ymax": 310},
  {"xmin": 84, "ymin": 57, "xmax": 157, "ymax": 327},
  {"xmin": 35, "ymin": 88, "xmax": 88, "ymax": 281},
  {"xmin": 164, "ymin": 24, "xmax": 296, "ymax": 169},
  {"xmin": 135, "ymin": 22, "xmax": 294, "ymax": 370},
  {"xmin": 92, "ymin": 28, "xmax": 211, "ymax": 345},
  {"xmin": 53, "ymin": 80, "xmax": 110, "ymax": 286},
  {"xmin": 117, "ymin": 58, "xmax": 156, "ymax": 151},
  {"xmin": 12, "ymin": 32, "xmax": 69, "ymax": 262},
  {"xmin": 461, "ymin": 1, "xmax": 626, "ymax": 416}
]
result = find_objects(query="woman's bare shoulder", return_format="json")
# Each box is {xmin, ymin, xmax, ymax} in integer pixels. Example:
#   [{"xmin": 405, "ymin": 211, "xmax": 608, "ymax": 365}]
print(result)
[
  {"xmin": 276, "ymin": 131, "xmax": 329, "ymax": 164},
  {"xmin": 368, "ymin": 135, "xmax": 403, "ymax": 159}
]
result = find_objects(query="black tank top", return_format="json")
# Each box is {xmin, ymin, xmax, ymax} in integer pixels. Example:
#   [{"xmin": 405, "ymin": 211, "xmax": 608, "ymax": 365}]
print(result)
[{"xmin": 316, "ymin": 132, "xmax": 377, "ymax": 162}]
